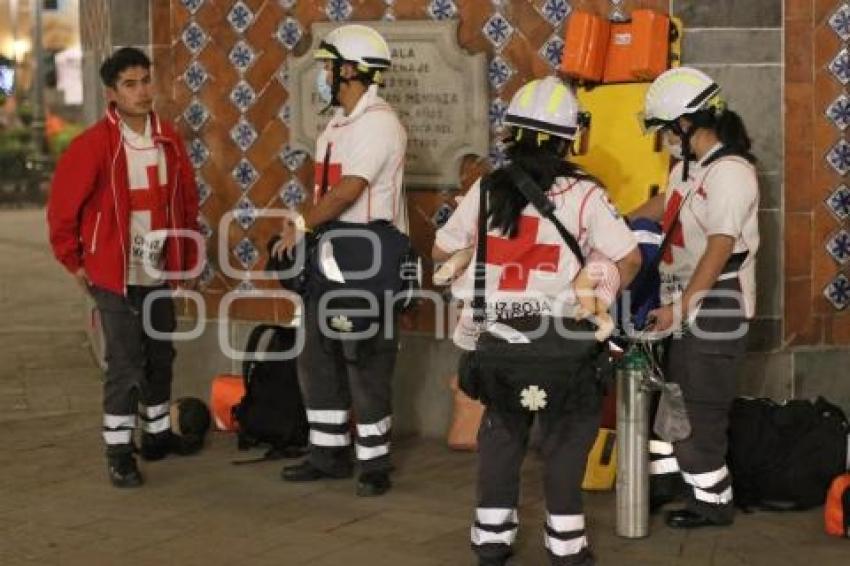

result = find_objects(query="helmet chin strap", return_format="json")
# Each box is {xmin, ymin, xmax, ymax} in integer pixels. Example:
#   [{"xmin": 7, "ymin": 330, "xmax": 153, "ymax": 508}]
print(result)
[{"xmin": 670, "ymin": 121, "xmax": 698, "ymax": 181}]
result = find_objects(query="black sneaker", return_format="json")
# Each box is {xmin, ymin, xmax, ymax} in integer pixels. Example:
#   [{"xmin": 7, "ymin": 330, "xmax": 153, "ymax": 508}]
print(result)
[
  {"xmin": 356, "ymin": 471, "xmax": 392, "ymax": 497},
  {"xmin": 107, "ymin": 454, "xmax": 143, "ymax": 488},
  {"xmin": 281, "ymin": 460, "xmax": 353, "ymax": 482}
]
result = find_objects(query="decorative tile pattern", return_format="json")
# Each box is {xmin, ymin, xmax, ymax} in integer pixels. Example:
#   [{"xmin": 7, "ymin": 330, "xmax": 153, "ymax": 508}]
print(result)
[
  {"xmin": 181, "ymin": 21, "xmax": 208, "ymax": 55},
  {"xmin": 326, "ymin": 0, "xmax": 353, "ymax": 22},
  {"xmin": 234, "ymin": 196, "xmax": 258, "ymax": 230},
  {"xmin": 826, "ymin": 184, "xmax": 850, "ymax": 221},
  {"xmin": 826, "ymin": 229, "xmax": 850, "ymax": 265},
  {"xmin": 280, "ymin": 179, "xmax": 306, "ymax": 209},
  {"xmin": 539, "ymin": 34, "xmax": 565, "ymax": 69},
  {"xmin": 826, "ymin": 93, "xmax": 850, "ymax": 131},
  {"xmin": 236, "ymin": 279, "xmax": 257, "ymax": 292},
  {"xmin": 181, "ymin": 0, "xmax": 205, "ymax": 15},
  {"xmin": 187, "ymin": 138, "xmax": 209, "ymax": 169},
  {"xmin": 280, "ymin": 145, "xmax": 308, "ymax": 171},
  {"xmin": 482, "ymin": 12, "xmax": 514, "ymax": 50},
  {"xmin": 227, "ymin": 1, "xmax": 255, "ymax": 34},
  {"xmin": 276, "ymin": 17, "xmax": 303, "ymax": 51},
  {"xmin": 279, "ymin": 104, "xmax": 292, "ymax": 126},
  {"xmin": 489, "ymin": 97, "xmax": 508, "ymax": 131},
  {"xmin": 539, "ymin": 0, "xmax": 571, "ymax": 27},
  {"xmin": 277, "ymin": 62, "xmax": 291, "ymax": 87},
  {"xmin": 197, "ymin": 175, "xmax": 211, "ymax": 206},
  {"xmin": 829, "ymin": 2, "xmax": 850, "ymax": 42},
  {"xmin": 230, "ymin": 81, "xmax": 257, "ymax": 113},
  {"xmin": 183, "ymin": 99, "xmax": 209, "ymax": 132},
  {"xmin": 608, "ymin": 0, "xmax": 627, "ymax": 22},
  {"xmin": 427, "ymin": 0, "xmax": 457, "ymax": 21},
  {"xmin": 230, "ymin": 118, "xmax": 258, "ymax": 152},
  {"xmin": 183, "ymin": 61, "xmax": 208, "ymax": 93},
  {"xmin": 234, "ymin": 238, "xmax": 259, "ymax": 269},
  {"xmin": 197, "ymin": 214, "xmax": 213, "ymax": 239},
  {"xmin": 200, "ymin": 262, "xmax": 214, "ymax": 286},
  {"xmin": 279, "ymin": 0, "xmax": 297, "ymax": 10},
  {"xmin": 488, "ymin": 55, "xmax": 514, "ymax": 91},
  {"xmin": 828, "ymin": 48, "xmax": 850, "ymax": 86},
  {"xmin": 232, "ymin": 158, "xmax": 259, "ymax": 192},
  {"xmin": 431, "ymin": 202, "xmax": 454, "ymax": 228},
  {"xmin": 229, "ymin": 40, "xmax": 256, "ymax": 73},
  {"xmin": 489, "ymin": 141, "xmax": 509, "ymax": 168},
  {"xmin": 827, "ymin": 138, "xmax": 850, "ymax": 175},
  {"xmin": 824, "ymin": 273, "xmax": 850, "ymax": 311}
]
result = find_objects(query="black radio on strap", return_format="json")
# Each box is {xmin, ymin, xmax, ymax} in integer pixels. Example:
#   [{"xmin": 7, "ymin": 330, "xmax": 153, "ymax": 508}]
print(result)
[{"xmin": 471, "ymin": 164, "xmax": 586, "ymax": 324}]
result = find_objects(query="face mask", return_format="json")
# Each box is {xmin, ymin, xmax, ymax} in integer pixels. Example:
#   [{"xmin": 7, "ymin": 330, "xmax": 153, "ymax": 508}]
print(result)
[
  {"xmin": 663, "ymin": 138, "xmax": 685, "ymax": 161},
  {"xmin": 316, "ymin": 67, "xmax": 333, "ymax": 105}
]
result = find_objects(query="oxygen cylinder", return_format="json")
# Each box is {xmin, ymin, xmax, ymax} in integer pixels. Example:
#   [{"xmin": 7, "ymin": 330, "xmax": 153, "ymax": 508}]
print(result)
[{"xmin": 616, "ymin": 344, "xmax": 651, "ymax": 538}]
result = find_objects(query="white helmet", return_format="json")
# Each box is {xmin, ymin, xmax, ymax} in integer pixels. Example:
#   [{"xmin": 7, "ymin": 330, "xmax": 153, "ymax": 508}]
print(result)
[
  {"xmin": 314, "ymin": 24, "xmax": 391, "ymax": 77},
  {"xmin": 642, "ymin": 67, "xmax": 725, "ymax": 132},
  {"xmin": 504, "ymin": 76, "xmax": 589, "ymax": 141}
]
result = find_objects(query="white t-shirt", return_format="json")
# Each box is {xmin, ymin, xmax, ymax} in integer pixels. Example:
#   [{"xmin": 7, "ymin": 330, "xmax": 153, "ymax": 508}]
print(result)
[
  {"xmin": 314, "ymin": 85, "xmax": 408, "ymax": 232},
  {"xmin": 659, "ymin": 144, "xmax": 760, "ymax": 318},
  {"xmin": 436, "ymin": 176, "xmax": 637, "ymax": 349},
  {"xmin": 123, "ymin": 118, "xmax": 169, "ymax": 287}
]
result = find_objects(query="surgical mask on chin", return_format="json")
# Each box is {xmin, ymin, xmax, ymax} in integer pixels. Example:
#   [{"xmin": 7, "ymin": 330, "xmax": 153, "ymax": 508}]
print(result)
[
  {"xmin": 663, "ymin": 138, "xmax": 685, "ymax": 161},
  {"xmin": 316, "ymin": 68, "xmax": 333, "ymax": 105}
]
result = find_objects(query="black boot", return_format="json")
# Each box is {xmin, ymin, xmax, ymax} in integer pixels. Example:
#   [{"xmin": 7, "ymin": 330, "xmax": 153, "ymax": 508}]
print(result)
[
  {"xmin": 356, "ymin": 470, "xmax": 392, "ymax": 497},
  {"xmin": 281, "ymin": 460, "xmax": 353, "ymax": 482},
  {"xmin": 107, "ymin": 453, "xmax": 143, "ymax": 488},
  {"xmin": 665, "ymin": 509, "xmax": 733, "ymax": 529}
]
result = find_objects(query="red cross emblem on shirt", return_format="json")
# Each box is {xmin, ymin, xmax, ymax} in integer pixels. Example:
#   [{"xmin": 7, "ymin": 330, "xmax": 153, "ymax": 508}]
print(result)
[
  {"xmin": 486, "ymin": 215, "xmax": 561, "ymax": 291},
  {"xmin": 661, "ymin": 191, "xmax": 685, "ymax": 264},
  {"xmin": 129, "ymin": 164, "xmax": 169, "ymax": 230}
]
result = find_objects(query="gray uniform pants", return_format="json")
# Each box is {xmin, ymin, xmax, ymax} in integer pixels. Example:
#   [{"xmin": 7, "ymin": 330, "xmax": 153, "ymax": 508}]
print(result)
[
  {"xmin": 297, "ymin": 299, "xmax": 399, "ymax": 475},
  {"xmin": 473, "ymin": 408, "xmax": 600, "ymax": 566},
  {"xmin": 664, "ymin": 279, "xmax": 748, "ymax": 523},
  {"xmin": 91, "ymin": 285, "xmax": 175, "ymax": 456}
]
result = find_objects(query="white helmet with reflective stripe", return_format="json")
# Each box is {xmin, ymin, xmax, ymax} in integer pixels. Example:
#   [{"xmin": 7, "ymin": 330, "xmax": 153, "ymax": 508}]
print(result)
[
  {"xmin": 314, "ymin": 24, "xmax": 391, "ymax": 72},
  {"xmin": 642, "ymin": 67, "xmax": 724, "ymax": 132},
  {"xmin": 504, "ymin": 76, "xmax": 589, "ymax": 141}
]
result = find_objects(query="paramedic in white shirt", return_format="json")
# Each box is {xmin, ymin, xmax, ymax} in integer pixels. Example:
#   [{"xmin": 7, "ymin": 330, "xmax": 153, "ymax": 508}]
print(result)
[
  {"xmin": 273, "ymin": 24, "xmax": 406, "ymax": 498},
  {"xmin": 434, "ymin": 77, "xmax": 641, "ymax": 566},
  {"xmin": 630, "ymin": 67, "xmax": 760, "ymax": 529}
]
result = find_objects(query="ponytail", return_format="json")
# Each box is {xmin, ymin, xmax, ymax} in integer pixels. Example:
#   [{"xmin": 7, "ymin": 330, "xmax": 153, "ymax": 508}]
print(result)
[
  {"xmin": 714, "ymin": 109, "xmax": 756, "ymax": 163},
  {"xmin": 688, "ymin": 108, "xmax": 757, "ymax": 164}
]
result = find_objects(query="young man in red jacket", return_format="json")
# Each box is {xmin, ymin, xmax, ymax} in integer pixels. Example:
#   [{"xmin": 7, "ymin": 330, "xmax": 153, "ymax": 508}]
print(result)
[{"xmin": 47, "ymin": 47, "xmax": 201, "ymax": 488}]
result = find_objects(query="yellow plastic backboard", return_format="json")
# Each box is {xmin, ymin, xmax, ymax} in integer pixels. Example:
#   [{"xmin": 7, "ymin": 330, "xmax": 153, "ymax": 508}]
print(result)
[{"xmin": 572, "ymin": 83, "xmax": 668, "ymax": 214}]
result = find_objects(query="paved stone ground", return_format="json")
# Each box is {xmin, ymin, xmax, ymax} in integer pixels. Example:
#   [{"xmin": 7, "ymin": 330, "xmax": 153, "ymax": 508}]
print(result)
[{"xmin": 1, "ymin": 209, "xmax": 847, "ymax": 566}]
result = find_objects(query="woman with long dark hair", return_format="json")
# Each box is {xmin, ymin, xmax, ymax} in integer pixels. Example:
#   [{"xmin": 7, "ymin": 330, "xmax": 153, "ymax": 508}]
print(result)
[
  {"xmin": 631, "ymin": 66, "xmax": 760, "ymax": 528},
  {"xmin": 434, "ymin": 77, "xmax": 641, "ymax": 566}
]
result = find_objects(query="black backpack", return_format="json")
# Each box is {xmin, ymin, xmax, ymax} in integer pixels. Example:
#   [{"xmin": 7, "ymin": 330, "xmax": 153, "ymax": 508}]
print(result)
[
  {"xmin": 728, "ymin": 397, "xmax": 849, "ymax": 510},
  {"xmin": 232, "ymin": 324, "xmax": 308, "ymax": 459}
]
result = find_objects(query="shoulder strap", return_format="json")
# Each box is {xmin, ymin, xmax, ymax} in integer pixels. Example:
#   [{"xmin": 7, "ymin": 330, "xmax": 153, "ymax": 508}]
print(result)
[
  {"xmin": 505, "ymin": 164, "xmax": 585, "ymax": 267},
  {"xmin": 472, "ymin": 177, "xmax": 489, "ymax": 324}
]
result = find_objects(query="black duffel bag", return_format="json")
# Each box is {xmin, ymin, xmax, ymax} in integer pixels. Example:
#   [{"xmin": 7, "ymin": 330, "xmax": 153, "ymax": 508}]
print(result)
[{"xmin": 728, "ymin": 396, "xmax": 849, "ymax": 511}]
